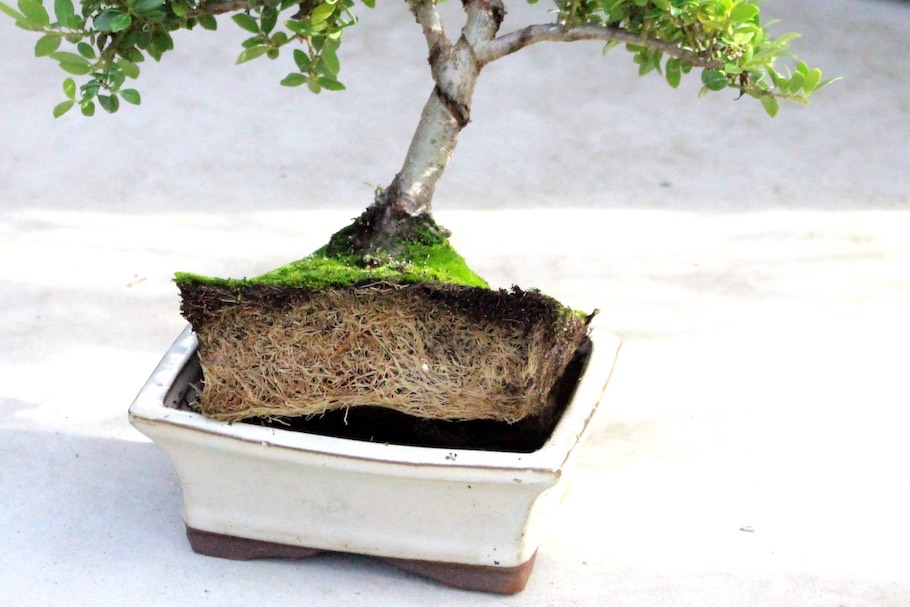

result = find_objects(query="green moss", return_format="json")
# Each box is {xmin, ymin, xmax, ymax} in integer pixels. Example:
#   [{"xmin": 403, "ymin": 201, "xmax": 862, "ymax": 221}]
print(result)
[{"xmin": 175, "ymin": 229, "xmax": 489, "ymax": 291}]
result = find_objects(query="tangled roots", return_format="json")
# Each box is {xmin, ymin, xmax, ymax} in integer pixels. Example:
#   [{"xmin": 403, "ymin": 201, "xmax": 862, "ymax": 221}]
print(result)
[{"xmin": 181, "ymin": 282, "xmax": 588, "ymax": 423}]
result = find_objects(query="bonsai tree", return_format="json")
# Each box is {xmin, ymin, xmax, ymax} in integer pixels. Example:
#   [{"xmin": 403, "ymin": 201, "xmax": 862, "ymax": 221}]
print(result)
[
  {"xmin": 2, "ymin": 0, "xmax": 831, "ymax": 247},
  {"xmin": 1, "ymin": 0, "xmax": 831, "ymax": 440}
]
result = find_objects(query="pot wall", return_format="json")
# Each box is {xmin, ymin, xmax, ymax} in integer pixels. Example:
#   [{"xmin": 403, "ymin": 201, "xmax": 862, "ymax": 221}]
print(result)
[{"xmin": 130, "ymin": 326, "xmax": 620, "ymax": 569}]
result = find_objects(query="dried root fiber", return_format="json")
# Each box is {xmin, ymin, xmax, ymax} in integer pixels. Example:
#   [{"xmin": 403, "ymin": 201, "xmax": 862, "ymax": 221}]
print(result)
[{"xmin": 179, "ymin": 282, "xmax": 589, "ymax": 423}]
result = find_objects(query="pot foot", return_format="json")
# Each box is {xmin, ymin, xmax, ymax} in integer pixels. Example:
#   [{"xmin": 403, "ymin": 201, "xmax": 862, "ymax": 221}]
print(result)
[
  {"xmin": 185, "ymin": 526, "xmax": 535, "ymax": 594},
  {"xmin": 381, "ymin": 552, "xmax": 536, "ymax": 594},
  {"xmin": 186, "ymin": 527, "xmax": 324, "ymax": 560}
]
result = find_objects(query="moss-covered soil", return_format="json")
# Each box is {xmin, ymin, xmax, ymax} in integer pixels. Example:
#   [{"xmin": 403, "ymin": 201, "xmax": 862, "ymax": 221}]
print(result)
[
  {"xmin": 175, "ymin": 206, "xmax": 488, "ymax": 291},
  {"xmin": 174, "ymin": 207, "xmax": 592, "ymax": 444}
]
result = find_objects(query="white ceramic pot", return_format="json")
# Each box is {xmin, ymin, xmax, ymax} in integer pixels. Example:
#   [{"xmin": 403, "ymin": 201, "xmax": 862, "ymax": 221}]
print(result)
[{"xmin": 129, "ymin": 325, "xmax": 620, "ymax": 593}]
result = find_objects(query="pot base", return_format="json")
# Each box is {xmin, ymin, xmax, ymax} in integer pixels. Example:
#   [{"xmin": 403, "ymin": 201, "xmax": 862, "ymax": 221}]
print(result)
[{"xmin": 186, "ymin": 526, "xmax": 536, "ymax": 594}]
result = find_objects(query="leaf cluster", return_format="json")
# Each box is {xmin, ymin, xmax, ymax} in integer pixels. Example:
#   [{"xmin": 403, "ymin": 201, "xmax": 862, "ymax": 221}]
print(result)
[
  {"xmin": 0, "ymin": 0, "xmax": 373, "ymax": 115},
  {"xmin": 537, "ymin": 0, "xmax": 835, "ymax": 115},
  {"xmin": 1, "ymin": 0, "xmax": 833, "ymax": 118},
  {"xmin": 1, "ymin": 0, "xmax": 149, "ymax": 115},
  {"xmin": 232, "ymin": 0, "xmax": 366, "ymax": 94}
]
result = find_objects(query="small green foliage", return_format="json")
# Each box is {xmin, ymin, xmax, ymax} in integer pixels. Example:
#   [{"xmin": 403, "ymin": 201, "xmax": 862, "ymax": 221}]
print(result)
[
  {"xmin": 175, "ymin": 235, "xmax": 490, "ymax": 291},
  {"xmin": 701, "ymin": 69, "xmax": 728, "ymax": 91},
  {"xmin": 0, "ymin": 0, "xmax": 373, "ymax": 116},
  {"xmin": 1, "ymin": 0, "xmax": 831, "ymax": 119},
  {"xmin": 553, "ymin": 0, "xmax": 835, "ymax": 115},
  {"xmin": 18, "ymin": 0, "xmax": 50, "ymax": 28}
]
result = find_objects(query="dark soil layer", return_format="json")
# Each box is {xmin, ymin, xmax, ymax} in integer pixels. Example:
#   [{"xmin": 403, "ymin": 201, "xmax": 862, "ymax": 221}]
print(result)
[
  {"xmin": 180, "ymin": 281, "xmax": 572, "ymax": 334},
  {"xmin": 243, "ymin": 337, "xmax": 591, "ymax": 453}
]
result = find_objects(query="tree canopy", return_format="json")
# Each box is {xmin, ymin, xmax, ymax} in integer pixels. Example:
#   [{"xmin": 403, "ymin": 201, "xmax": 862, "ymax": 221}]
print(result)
[{"xmin": 1, "ymin": 0, "xmax": 833, "ymax": 118}]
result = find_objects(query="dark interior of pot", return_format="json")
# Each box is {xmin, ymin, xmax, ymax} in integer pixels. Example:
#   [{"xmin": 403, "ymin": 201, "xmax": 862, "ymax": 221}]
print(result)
[{"xmin": 169, "ymin": 337, "xmax": 591, "ymax": 453}]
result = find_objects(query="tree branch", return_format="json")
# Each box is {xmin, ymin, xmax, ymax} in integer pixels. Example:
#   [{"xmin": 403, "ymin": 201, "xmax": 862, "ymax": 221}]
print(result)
[
  {"xmin": 190, "ymin": 0, "xmax": 250, "ymax": 16},
  {"xmin": 408, "ymin": 0, "xmax": 450, "ymax": 56},
  {"xmin": 460, "ymin": 0, "xmax": 505, "ymax": 47},
  {"xmin": 476, "ymin": 23, "xmax": 724, "ymax": 69}
]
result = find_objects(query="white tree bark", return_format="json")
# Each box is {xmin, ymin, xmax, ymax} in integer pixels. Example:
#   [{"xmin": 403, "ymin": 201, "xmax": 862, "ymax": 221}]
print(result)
[{"xmin": 385, "ymin": 0, "xmax": 504, "ymax": 216}]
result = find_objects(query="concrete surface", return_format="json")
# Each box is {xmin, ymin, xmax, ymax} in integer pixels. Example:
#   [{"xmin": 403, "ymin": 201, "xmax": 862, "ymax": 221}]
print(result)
[{"xmin": 2, "ymin": 0, "xmax": 909, "ymax": 605}]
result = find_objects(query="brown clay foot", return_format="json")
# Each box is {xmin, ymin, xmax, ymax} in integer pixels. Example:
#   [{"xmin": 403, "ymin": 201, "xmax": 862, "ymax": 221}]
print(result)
[
  {"xmin": 382, "ymin": 552, "xmax": 536, "ymax": 594},
  {"xmin": 184, "ymin": 526, "xmax": 535, "ymax": 594},
  {"xmin": 186, "ymin": 527, "xmax": 324, "ymax": 560}
]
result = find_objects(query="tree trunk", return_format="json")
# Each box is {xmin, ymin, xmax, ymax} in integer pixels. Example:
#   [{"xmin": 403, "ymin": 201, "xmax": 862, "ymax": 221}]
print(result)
[{"xmin": 335, "ymin": 0, "xmax": 505, "ymax": 260}]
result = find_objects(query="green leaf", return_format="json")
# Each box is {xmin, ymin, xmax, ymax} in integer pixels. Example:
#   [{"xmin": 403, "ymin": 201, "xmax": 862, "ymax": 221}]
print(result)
[
  {"xmin": 317, "ymin": 76, "xmax": 344, "ymax": 91},
  {"xmin": 767, "ymin": 67, "xmax": 783, "ymax": 89},
  {"xmin": 360, "ymin": 0, "xmax": 374, "ymax": 7},
  {"xmin": 110, "ymin": 12, "xmax": 132, "ymax": 32},
  {"xmin": 701, "ymin": 69, "xmax": 728, "ymax": 91},
  {"xmin": 286, "ymin": 19, "xmax": 322, "ymax": 35},
  {"xmin": 730, "ymin": 3, "xmax": 759, "ymax": 23},
  {"xmin": 760, "ymin": 95, "xmax": 779, "ymax": 117},
  {"xmin": 53, "ymin": 0, "xmax": 73, "ymax": 23},
  {"xmin": 132, "ymin": 0, "xmax": 164, "ymax": 12},
  {"xmin": 0, "ymin": 1, "xmax": 26, "ymax": 22},
  {"xmin": 241, "ymin": 35, "xmax": 265, "ymax": 48},
  {"xmin": 98, "ymin": 94, "xmax": 120, "ymax": 113},
  {"xmin": 62, "ymin": 77, "xmax": 75, "ymax": 99},
  {"xmin": 311, "ymin": 2, "xmax": 334, "ymax": 24},
  {"xmin": 93, "ymin": 9, "xmax": 121, "ymax": 32},
  {"xmin": 280, "ymin": 72, "xmax": 306, "ymax": 87},
  {"xmin": 81, "ymin": 100, "xmax": 95, "ymax": 116},
  {"xmin": 260, "ymin": 6, "xmax": 277, "ymax": 34},
  {"xmin": 50, "ymin": 50, "xmax": 87, "ymax": 63},
  {"xmin": 58, "ymin": 61, "xmax": 91, "ymax": 75},
  {"xmin": 120, "ymin": 88, "xmax": 141, "ymax": 105},
  {"xmin": 665, "ymin": 58, "xmax": 681, "ymax": 88},
  {"xmin": 81, "ymin": 80, "xmax": 100, "ymax": 98},
  {"xmin": 236, "ymin": 45, "xmax": 269, "ymax": 64},
  {"xmin": 802, "ymin": 67, "xmax": 822, "ymax": 93},
  {"xmin": 34, "ymin": 34, "xmax": 61, "ymax": 57},
  {"xmin": 118, "ymin": 60, "xmax": 140, "ymax": 79},
  {"xmin": 76, "ymin": 41, "xmax": 95, "ymax": 58},
  {"xmin": 293, "ymin": 48, "xmax": 311, "ymax": 71},
  {"xmin": 52, "ymin": 99, "xmax": 73, "ymax": 117},
  {"xmin": 110, "ymin": 70, "xmax": 126, "ymax": 90},
  {"xmin": 51, "ymin": 51, "xmax": 93, "ymax": 75},
  {"xmin": 197, "ymin": 14, "xmax": 217, "ymax": 30},
  {"xmin": 120, "ymin": 47, "xmax": 145, "ymax": 63},
  {"xmin": 320, "ymin": 42, "xmax": 339, "ymax": 76},
  {"xmin": 814, "ymin": 76, "xmax": 841, "ymax": 92},
  {"xmin": 232, "ymin": 13, "xmax": 259, "ymax": 34},
  {"xmin": 17, "ymin": 0, "xmax": 49, "ymax": 26},
  {"xmin": 151, "ymin": 30, "xmax": 174, "ymax": 51}
]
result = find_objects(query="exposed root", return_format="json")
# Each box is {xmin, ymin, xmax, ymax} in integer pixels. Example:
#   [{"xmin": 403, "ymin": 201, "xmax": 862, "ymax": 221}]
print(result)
[{"xmin": 184, "ymin": 282, "xmax": 587, "ymax": 423}]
